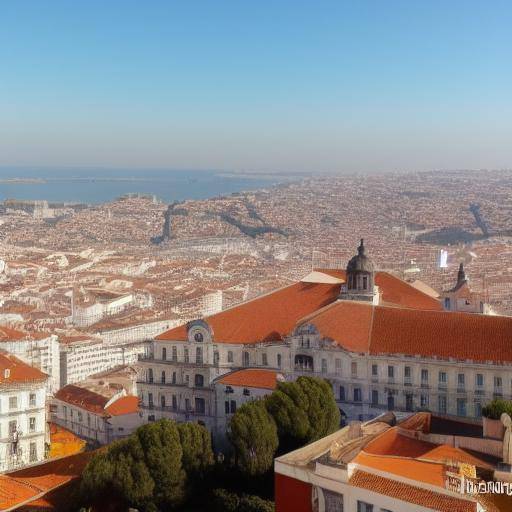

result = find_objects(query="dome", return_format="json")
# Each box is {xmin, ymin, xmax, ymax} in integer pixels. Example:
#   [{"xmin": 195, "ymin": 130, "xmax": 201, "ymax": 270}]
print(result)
[{"xmin": 346, "ymin": 239, "xmax": 375, "ymax": 273}]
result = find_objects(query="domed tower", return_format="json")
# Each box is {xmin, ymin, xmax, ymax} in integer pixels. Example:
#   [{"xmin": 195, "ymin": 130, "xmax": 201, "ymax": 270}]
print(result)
[{"xmin": 339, "ymin": 239, "xmax": 377, "ymax": 303}]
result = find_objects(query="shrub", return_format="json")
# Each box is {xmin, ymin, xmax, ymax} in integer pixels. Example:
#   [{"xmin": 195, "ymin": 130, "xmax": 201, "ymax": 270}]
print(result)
[{"xmin": 482, "ymin": 399, "xmax": 512, "ymax": 420}]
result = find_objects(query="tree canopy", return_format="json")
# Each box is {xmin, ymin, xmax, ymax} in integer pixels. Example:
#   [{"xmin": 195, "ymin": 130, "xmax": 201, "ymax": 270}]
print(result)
[
  {"xmin": 265, "ymin": 376, "xmax": 340, "ymax": 450},
  {"xmin": 177, "ymin": 421, "xmax": 215, "ymax": 476},
  {"xmin": 228, "ymin": 400, "xmax": 279, "ymax": 476},
  {"xmin": 81, "ymin": 420, "xmax": 187, "ymax": 511}
]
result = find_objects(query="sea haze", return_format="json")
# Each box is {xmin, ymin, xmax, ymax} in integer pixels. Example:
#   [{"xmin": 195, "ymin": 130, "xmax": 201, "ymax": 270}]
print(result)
[{"xmin": 0, "ymin": 168, "xmax": 294, "ymax": 204}]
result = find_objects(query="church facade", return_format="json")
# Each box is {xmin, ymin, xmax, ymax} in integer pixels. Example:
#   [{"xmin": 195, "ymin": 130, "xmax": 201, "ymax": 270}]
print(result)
[{"xmin": 137, "ymin": 240, "xmax": 512, "ymax": 441}]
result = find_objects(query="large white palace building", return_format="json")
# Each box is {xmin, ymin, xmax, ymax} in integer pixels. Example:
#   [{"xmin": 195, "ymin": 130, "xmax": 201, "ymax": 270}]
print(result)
[{"xmin": 138, "ymin": 240, "xmax": 512, "ymax": 444}]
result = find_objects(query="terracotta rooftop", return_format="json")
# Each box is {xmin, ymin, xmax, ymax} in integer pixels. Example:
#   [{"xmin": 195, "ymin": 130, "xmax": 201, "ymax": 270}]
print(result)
[
  {"xmin": 0, "ymin": 450, "xmax": 95, "ymax": 511},
  {"xmin": 156, "ymin": 281, "xmax": 340, "ymax": 344},
  {"xmin": 349, "ymin": 470, "xmax": 475, "ymax": 512},
  {"xmin": 156, "ymin": 269, "xmax": 443, "ymax": 345},
  {"xmin": 298, "ymin": 301, "xmax": 512, "ymax": 363},
  {"xmin": 216, "ymin": 368, "xmax": 281, "ymax": 390},
  {"xmin": 0, "ymin": 351, "xmax": 48, "ymax": 385},
  {"xmin": 105, "ymin": 395, "xmax": 140, "ymax": 416},
  {"xmin": 54, "ymin": 385, "xmax": 139, "ymax": 417},
  {"xmin": 54, "ymin": 385, "xmax": 109, "ymax": 415}
]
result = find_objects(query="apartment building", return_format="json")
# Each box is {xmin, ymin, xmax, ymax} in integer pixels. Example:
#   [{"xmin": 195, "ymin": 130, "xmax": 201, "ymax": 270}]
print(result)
[
  {"xmin": 0, "ymin": 351, "xmax": 48, "ymax": 472},
  {"xmin": 0, "ymin": 327, "xmax": 60, "ymax": 392},
  {"xmin": 138, "ymin": 241, "xmax": 512, "ymax": 444}
]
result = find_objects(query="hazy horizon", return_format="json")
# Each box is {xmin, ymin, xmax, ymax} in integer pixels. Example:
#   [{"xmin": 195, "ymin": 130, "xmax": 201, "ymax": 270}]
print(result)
[{"xmin": 1, "ymin": 1, "xmax": 511, "ymax": 173}]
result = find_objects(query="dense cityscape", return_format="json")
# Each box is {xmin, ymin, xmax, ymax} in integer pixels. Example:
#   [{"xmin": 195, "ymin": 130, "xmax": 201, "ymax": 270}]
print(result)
[{"xmin": 0, "ymin": 169, "xmax": 512, "ymax": 511}]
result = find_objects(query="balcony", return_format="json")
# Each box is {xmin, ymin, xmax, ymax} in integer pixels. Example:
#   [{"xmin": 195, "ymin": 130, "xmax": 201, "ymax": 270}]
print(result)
[
  {"xmin": 474, "ymin": 387, "xmax": 485, "ymax": 395},
  {"xmin": 404, "ymin": 378, "xmax": 412, "ymax": 387},
  {"xmin": 420, "ymin": 381, "xmax": 429, "ymax": 389},
  {"xmin": 438, "ymin": 383, "xmax": 447, "ymax": 391}
]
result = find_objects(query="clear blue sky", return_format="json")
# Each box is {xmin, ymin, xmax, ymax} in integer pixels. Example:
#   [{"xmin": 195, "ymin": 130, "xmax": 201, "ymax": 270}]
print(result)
[{"xmin": 1, "ymin": 1, "xmax": 511, "ymax": 173}]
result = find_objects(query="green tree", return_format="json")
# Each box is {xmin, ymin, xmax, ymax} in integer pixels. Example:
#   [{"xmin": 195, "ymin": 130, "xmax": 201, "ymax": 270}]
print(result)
[
  {"xmin": 80, "ymin": 420, "xmax": 185, "ymax": 511},
  {"xmin": 239, "ymin": 494, "xmax": 275, "ymax": 512},
  {"xmin": 177, "ymin": 421, "xmax": 215, "ymax": 476},
  {"xmin": 266, "ymin": 376, "xmax": 340, "ymax": 450},
  {"xmin": 228, "ymin": 400, "xmax": 279, "ymax": 476}
]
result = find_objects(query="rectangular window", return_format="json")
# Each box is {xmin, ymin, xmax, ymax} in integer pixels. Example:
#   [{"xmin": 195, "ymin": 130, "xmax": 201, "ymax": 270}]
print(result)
[
  {"xmin": 475, "ymin": 402, "xmax": 482, "ymax": 418},
  {"xmin": 262, "ymin": 353, "xmax": 268, "ymax": 366},
  {"xmin": 195, "ymin": 398, "xmax": 205, "ymax": 414},
  {"xmin": 9, "ymin": 420, "xmax": 17, "ymax": 434},
  {"xmin": 335, "ymin": 358, "xmax": 342, "ymax": 375},
  {"xmin": 351, "ymin": 361, "xmax": 357, "ymax": 377},
  {"xmin": 277, "ymin": 354, "xmax": 282, "ymax": 368},
  {"xmin": 372, "ymin": 364, "xmax": 378, "ymax": 376},
  {"xmin": 162, "ymin": 347, "xmax": 167, "ymax": 360},
  {"xmin": 387, "ymin": 365, "xmax": 394, "ymax": 378},
  {"xmin": 29, "ymin": 417, "xmax": 36, "ymax": 432},
  {"xmin": 29, "ymin": 393, "xmax": 36, "ymax": 407},
  {"xmin": 438, "ymin": 395, "xmax": 447, "ymax": 414},
  {"xmin": 420, "ymin": 394, "xmax": 428, "ymax": 408},
  {"xmin": 495, "ymin": 376, "xmax": 503, "ymax": 388},
  {"xmin": 172, "ymin": 395, "xmax": 177, "ymax": 410},
  {"xmin": 404, "ymin": 366, "xmax": 411, "ymax": 378},
  {"xmin": 321, "ymin": 359, "xmax": 327, "ymax": 374},
  {"xmin": 339, "ymin": 386, "xmax": 345, "ymax": 401},
  {"xmin": 457, "ymin": 373, "xmax": 465, "ymax": 386},
  {"xmin": 225, "ymin": 401, "xmax": 230, "ymax": 414},
  {"xmin": 371, "ymin": 390, "xmax": 378, "ymax": 405},
  {"xmin": 476, "ymin": 373, "xmax": 484, "ymax": 387},
  {"xmin": 29, "ymin": 442, "xmax": 37, "ymax": 463},
  {"xmin": 421, "ymin": 369, "xmax": 429, "ymax": 385},
  {"xmin": 457, "ymin": 398, "xmax": 467, "ymax": 417},
  {"xmin": 196, "ymin": 347, "xmax": 203, "ymax": 364},
  {"xmin": 230, "ymin": 400, "xmax": 237, "ymax": 413},
  {"xmin": 405, "ymin": 393, "xmax": 413, "ymax": 411},
  {"xmin": 354, "ymin": 388, "xmax": 362, "ymax": 402},
  {"xmin": 357, "ymin": 501, "xmax": 373, "ymax": 512},
  {"xmin": 9, "ymin": 396, "xmax": 18, "ymax": 410},
  {"xmin": 323, "ymin": 489, "xmax": 344, "ymax": 512},
  {"xmin": 438, "ymin": 371, "xmax": 447, "ymax": 384},
  {"xmin": 228, "ymin": 351, "xmax": 234, "ymax": 363},
  {"xmin": 172, "ymin": 346, "xmax": 177, "ymax": 361},
  {"xmin": 184, "ymin": 348, "xmax": 189, "ymax": 363}
]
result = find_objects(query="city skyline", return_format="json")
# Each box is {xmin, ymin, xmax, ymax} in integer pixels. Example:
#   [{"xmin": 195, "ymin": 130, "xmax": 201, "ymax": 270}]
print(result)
[{"xmin": 1, "ymin": 1, "xmax": 511, "ymax": 173}]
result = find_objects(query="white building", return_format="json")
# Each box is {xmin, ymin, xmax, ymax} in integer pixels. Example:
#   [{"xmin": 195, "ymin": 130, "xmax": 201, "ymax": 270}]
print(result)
[
  {"xmin": 0, "ymin": 351, "xmax": 48, "ymax": 472},
  {"xmin": 0, "ymin": 327, "xmax": 60, "ymax": 392},
  {"xmin": 52, "ymin": 385, "xmax": 141, "ymax": 445},
  {"xmin": 59, "ymin": 335, "xmax": 143, "ymax": 386},
  {"xmin": 138, "ymin": 240, "xmax": 512, "ymax": 446}
]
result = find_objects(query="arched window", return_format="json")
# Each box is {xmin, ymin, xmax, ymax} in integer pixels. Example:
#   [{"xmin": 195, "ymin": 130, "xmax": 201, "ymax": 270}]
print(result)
[
  {"xmin": 242, "ymin": 351, "xmax": 250, "ymax": 367},
  {"xmin": 161, "ymin": 371, "xmax": 166, "ymax": 384},
  {"xmin": 148, "ymin": 368, "xmax": 153, "ymax": 383},
  {"xmin": 196, "ymin": 346, "xmax": 203, "ymax": 364},
  {"xmin": 228, "ymin": 351, "xmax": 234, "ymax": 363},
  {"xmin": 194, "ymin": 332, "xmax": 204, "ymax": 342},
  {"xmin": 172, "ymin": 346, "xmax": 177, "ymax": 361},
  {"xmin": 194, "ymin": 374, "xmax": 204, "ymax": 387},
  {"xmin": 162, "ymin": 347, "xmax": 167, "ymax": 360},
  {"xmin": 161, "ymin": 395, "xmax": 166, "ymax": 408}
]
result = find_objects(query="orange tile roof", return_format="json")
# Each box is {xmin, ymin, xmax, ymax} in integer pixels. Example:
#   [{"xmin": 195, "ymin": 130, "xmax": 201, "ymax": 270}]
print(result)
[
  {"xmin": 297, "ymin": 301, "xmax": 373, "ymax": 353},
  {"xmin": 349, "ymin": 470, "xmax": 476, "ymax": 512},
  {"xmin": 298, "ymin": 301, "xmax": 512, "ymax": 363},
  {"xmin": 217, "ymin": 369, "xmax": 279, "ymax": 390},
  {"xmin": 0, "ymin": 351, "xmax": 48, "ymax": 385},
  {"xmin": 105, "ymin": 395, "xmax": 140, "ymax": 416},
  {"xmin": 1, "ymin": 450, "xmax": 96, "ymax": 511},
  {"xmin": 0, "ymin": 326, "xmax": 26, "ymax": 341},
  {"xmin": 363, "ymin": 428, "xmax": 493, "ymax": 470},
  {"xmin": 369, "ymin": 306, "xmax": 512, "ymax": 363},
  {"xmin": 314, "ymin": 269, "xmax": 443, "ymax": 311},
  {"xmin": 156, "ymin": 281, "xmax": 341, "ymax": 344},
  {"xmin": 54, "ymin": 385, "xmax": 109, "ymax": 415},
  {"xmin": 353, "ymin": 450, "xmax": 446, "ymax": 487}
]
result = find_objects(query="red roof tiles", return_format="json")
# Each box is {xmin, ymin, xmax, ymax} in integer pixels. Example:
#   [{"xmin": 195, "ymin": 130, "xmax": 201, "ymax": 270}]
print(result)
[
  {"xmin": 0, "ymin": 351, "xmax": 47, "ymax": 385},
  {"xmin": 157, "ymin": 281, "xmax": 341, "ymax": 344},
  {"xmin": 349, "ymin": 470, "xmax": 475, "ymax": 512},
  {"xmin": 54, "ymin": 385, "xmax": 109, "ymax": 415},
  {"xmin": 217, "ymin": 369, "xmax": 279, "ymax": 390},
  {"xmin": 105, "ymin": 395, "xmax": 140, "ymax": 416}
]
